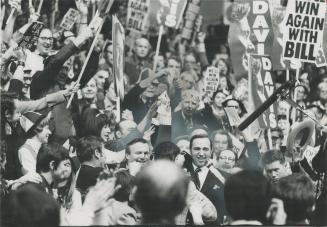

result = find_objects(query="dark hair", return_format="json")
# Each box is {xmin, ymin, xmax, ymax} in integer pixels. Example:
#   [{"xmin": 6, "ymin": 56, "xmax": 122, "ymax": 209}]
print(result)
[
  {"xmin": 1, "ymin": 92, "xmax": 17, "ymax": 136},
  {"xmin": 190, "ymin": 134, "xmax": 212, "ymax": 150},
  {"xmin": 79, "ymin": 108, "xmax": 111, "ymax": 138},
  {"xmin": 153, "ymin": 141, "xmax": 180, "ymax": 161},
  {"xmin": 114, "ymin": 169, "xmax": 135, "ymax": 202},
  {"xmin": 261, "ymin": 150, "xmax": 286, "ymax": 167},
  {"xmin": 36, "ymin": 143, "xmax": 70, "ymax": 173},
  {"xmin": 212, "ymin": 89, "xmax": 228, "ymax": 101},
  {"xmin": 0, "ymin": 140, "xmax": 7, "ymax": 163},
  {"xmin": 1, "ymin": 183, "xmax": 60, "ymax": 227},
  {"xmin": 167, "ymin": 55, "xmax": 182, "ymax": 65},
  {"xmin": 223, "ymin": 98, "xmax": 247, "ymax": 117},
  {"xmin": 126, "ymin": 138, "xmax": 148, "ymax": 155},
  {"xmin": 270, "ymin": 127, "xmax": 284, "ymax": 140},
  {"xmin": 224, "ymin": 170, "xmax": 271, "ymax": 223},
  {"xmin": 272, "ymin": 173, "xmax": 315, "ymax": 223},
  {"xmin": 76, "ymin": 136, "xmax": 103, "ymax": 163},
  {"xmin": 211, "ymin": 130, "xmax": 233, "ymax": 149}
]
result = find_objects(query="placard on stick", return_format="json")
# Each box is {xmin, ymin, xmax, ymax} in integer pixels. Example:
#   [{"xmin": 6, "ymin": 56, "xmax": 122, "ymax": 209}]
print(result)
[
  {"xmin": 60, "ymin": 8, "xmax": 79, "ymax": 31},
  {"xmin": 282, "ymin": 0, "xmax": 326, "ymax": 63},
  {"xmin": 204, "ymin": 66, "xmax": 220, "ymax": 95},
  {"xmin": 18, "ymin": 21, "xmax": 44, "ymax": 50},
  {"xmin": 126, "ymin": 0, "xmax": 150, "ymax": 34}
]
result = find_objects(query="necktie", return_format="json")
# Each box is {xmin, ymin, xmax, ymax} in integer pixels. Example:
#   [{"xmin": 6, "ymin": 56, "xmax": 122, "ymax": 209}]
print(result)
[{"xmin": 194, "ymin": 167, "xmax": 202, "ymax": 189}]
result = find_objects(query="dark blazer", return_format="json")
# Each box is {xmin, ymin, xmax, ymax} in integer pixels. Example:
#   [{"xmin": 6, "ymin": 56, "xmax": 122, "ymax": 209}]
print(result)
[
  {"xmin": 171, "ymin": 110, "xmax": 204, "ymax": 139},
  {"xmin": 188, "ymin": 165, "xmax": 226, "ymax": 225}
]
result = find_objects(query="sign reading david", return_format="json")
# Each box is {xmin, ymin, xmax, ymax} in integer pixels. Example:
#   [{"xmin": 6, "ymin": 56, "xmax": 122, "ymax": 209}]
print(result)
[{"xmin": 282, "ymin": 0, "xmax": 326, "ymax": 63}]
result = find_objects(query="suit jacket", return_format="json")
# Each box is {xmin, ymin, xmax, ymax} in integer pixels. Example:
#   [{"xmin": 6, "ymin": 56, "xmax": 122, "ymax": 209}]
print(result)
[
  {"xmin": 172, "ymin": 111, "xmax": 204, "ymax": 139},
  {"xmin": 188, "ymin": 165, "xmax": 226, "ymax": 225}
]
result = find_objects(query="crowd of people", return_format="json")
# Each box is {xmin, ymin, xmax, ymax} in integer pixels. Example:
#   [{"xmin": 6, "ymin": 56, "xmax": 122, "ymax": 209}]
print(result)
[{"xmin": 0, "ymin": 0, "xmax": 327, "ymax": 226}]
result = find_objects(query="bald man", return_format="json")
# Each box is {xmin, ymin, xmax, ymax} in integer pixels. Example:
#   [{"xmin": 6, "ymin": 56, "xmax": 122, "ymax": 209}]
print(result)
[{"xmin": 135, "ymin": 160, "xmax": 189, "ymax": 224}]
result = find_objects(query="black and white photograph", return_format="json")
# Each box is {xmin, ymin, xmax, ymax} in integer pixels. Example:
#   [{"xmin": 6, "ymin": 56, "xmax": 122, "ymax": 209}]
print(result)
[{"xmin": 0, "ymin": 0, "xmax": 327, "ymax": 226}]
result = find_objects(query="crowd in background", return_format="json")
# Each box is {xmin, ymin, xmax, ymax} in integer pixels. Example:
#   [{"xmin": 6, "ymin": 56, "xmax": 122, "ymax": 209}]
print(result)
[{"xmin": 0, "ymin": 0, "xmax": 327, "ymax": 226}]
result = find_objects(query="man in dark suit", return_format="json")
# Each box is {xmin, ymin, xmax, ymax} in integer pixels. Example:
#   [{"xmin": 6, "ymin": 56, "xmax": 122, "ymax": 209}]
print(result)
[
  {"xmin": 187, "ymin": 134, "xmax": 226, "ymax": 225},
  {"xmin": 172, "ymin": 89, "xmax": 204, "ymax": 138}
]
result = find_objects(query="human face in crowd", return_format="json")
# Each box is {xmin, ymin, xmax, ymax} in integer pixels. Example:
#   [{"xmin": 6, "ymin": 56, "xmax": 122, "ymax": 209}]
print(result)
[
  {"xmin": 217, "ymin": 59, "xmax": 228, "ymax": 75},
  {"xmin": 295, "ymin": 86, "xmax": 306, "ymax": 101},
  {"xmin": 181, "ymin": 73, "xmax": 195, "ymax": 90},
  {"xmin": 278, "ymin": 101, "xmax": 289, "ymax": 115},
  {"xmin": 106, "ymin": 82, "xmax": 117, "ymax": 102},
  {"xmin": 176, "ymin": 139, "xmax": 190, "ymax": 155},
  {"xmin": 154, "ymin": 55, "xmax": 165, "ymax": 72},
  {"xmin": 53, "ymin": 159, "xmax": 72, "ymax": 184},
  {"xmin": 81, "ymin": 78, "xmax": 98, "ymax": 100},
  {"xmin": 101, "ymin": 124, "xmax": 112, "ymax": 142},
  {"xmin": 167, "ymin": 58, "xmax": 181, "ymax": 76},
  {"xmin": 277, "ymin": 119, "xmax": 290, "ymax": 135},
  {"xmin": 226, "ymin": 100, "xmax": 241, "ymax": 115},
  {"xmin": 184, "ymin": 54, "xmax": 197, "ymax": 70},
  {"xmin": 23, "ymin": 71, "xmax": 32, "ymax": 88},
  {"xmin": 36, "ymin": 125, "xmax": 52, "ymax": 143},
  {"xmin": 181, "ymin": 94, "xmax": 199, "ymax": 117},
  {"xmin": 37, "ymin": 29, "xmax": 53, "ymax": 56},
  {"xmin": 219, "ymin": 76, "xmax": 228, "ymax": 90},
  {"xmin": 216, "ymin": 150, "xmax": 236, "ymax": 170},
  {"xmin": 319, "ymin": 84, "xmax": 327, "ymax": 101},
  {"xmin": 191, "ymin": 137, "xmax": 211, "ymax": 168},
  {"xmin": 127, "ymin": 142, "xmax": 150, "ymax": 163},
  {"xmin": 213, "ymin": 133, "xmax": 229, "ymax": 153},
  {"xmin": 143, "ymin": 79, "xmax": 159, "ymax": 98},
  {"xmin": 214, "ymin": 92, "xmax": 227, "ymax": 108},
  {"xmin": 271, "ymin": 131, "xmax": 282, "ymax": 149},
  {"xmin": 106, "ymin": 44, "xmax": 114, "ymax": 66},
  {"xmin": 135, "ymin": 38, "xmax": 150, "ymax": 59},
  {"xmin": 94, "ymin": 70, "xmax": 109, "ymax": 90},
  {"xmin": 264, "ymin": 160, "xmax": 287, "ymax": 183}
]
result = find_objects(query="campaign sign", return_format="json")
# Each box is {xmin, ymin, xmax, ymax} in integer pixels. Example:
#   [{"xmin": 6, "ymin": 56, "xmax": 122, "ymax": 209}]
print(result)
[
  {"xmin": 282, "ymin": 0, "xmax": 326, "ymax": 63},
  {"xmin": 18, "ymin": 21, "xmax": 44, "ymax": 50},
  {"xmin": 126, "ymin": 0, "xmax": 150, "ymax": 33},
  {"xmin": 60, "ymin": 8, "xmax": 79, "ymax": 31}
]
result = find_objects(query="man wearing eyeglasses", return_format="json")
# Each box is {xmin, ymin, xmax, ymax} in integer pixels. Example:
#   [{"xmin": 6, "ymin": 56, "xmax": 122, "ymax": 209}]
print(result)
[{"xmin": 25, "ymin": 28, "xmax": 54, "ymax": 77}]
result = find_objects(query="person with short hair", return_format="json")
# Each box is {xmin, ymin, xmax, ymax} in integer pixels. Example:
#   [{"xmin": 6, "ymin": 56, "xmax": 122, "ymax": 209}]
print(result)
[
  {"xmin": 224, "ymin": 170, "xmax": 272, "ymax": 225},
  {"xmin": 272, "ymin": 173, "xmax": 315, "ymax": 225},
  {"xmin": 75, "ymin": 136, "xmax": 105, "ymax": 196},
  {"xmin": 134, "ymin": 160, "xmax": 189, "ymax": 224},
  {"xmin": 1, "ymin": 183, "xmax": 60, "ymax": 227},
  {"xmin": 172, "ymin": 89, "xmax": 203, "ymax": 138},
  {"xmin": 187, "ymin": 134, "xmax": 226, "ymax": 224},
  {"xmin": 261, "ymin": 150, "xmax": 291, "ymax": 183}
]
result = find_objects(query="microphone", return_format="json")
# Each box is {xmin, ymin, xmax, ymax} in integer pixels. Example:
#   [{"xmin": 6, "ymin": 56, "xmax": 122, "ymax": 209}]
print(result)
[{"xmin": 238, "ymin": 80, "xmax": 296, "ymax": 131}]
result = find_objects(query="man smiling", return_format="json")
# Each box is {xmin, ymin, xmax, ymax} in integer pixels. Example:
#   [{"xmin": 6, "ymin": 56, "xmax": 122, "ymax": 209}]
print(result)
[{"xmin": 187, "ymin": 134, "xmax": 226, "ymax": 225}]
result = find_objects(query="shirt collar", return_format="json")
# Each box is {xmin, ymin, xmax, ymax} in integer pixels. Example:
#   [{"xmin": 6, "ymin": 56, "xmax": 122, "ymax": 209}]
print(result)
[
  {"xmin": 230, "ymin": 220, "xmax": 262, "ymax": 225},
  {"xmin": 26, "ymin": 138, "xmax": 42, "ymax": 152}
]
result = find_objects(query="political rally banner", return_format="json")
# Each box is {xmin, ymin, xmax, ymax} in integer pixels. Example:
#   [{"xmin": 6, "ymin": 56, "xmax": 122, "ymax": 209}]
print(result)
[
  {"xmin": 228, "ymin": 133, "xmax": 245, "ymax": 158},
  {"xmin": 249, "ymin": 54, "xmax": 277, "ymax": 129},
  {"xmin": 204, "ymin": 66, "xmax": 220, "ymax": 95},
  {"xmin": 112, "ymin": 15, "xmax": 125, "ymax": 102},
  {"xmin": 282, "ymin": 0, "xmax": 326, "ymax": 63},
  {"xmin": 180, "ymin": 0, "xmax": 202, "ymax": 40},
  {"xmin": 224, "ymin": 107, "xmax": 241, "ymax": 127},
  {"xmin": 315, "ymin": 12, "xmax": 327, "ymax": 67},
  {"xmin": 269, "ymin": 1, "xmax": 287, "ymax": 70},
  {"xmin": 126, "ymin": 0, "xmax": 150, "ymax": 34},
  {"xmin": 228, "ymin": 0, "xmax": 274, "ymax": 80},
  {"xmin": 18, "ymin": 21, "xmax": 44, "ymax": 50},
  {"xmin": 147, "ymin": 0, "xmax": 187, "ymax": 32},
  {"xmin": 60, "ymin": 8, "xmax": 79, "ymax": 31}
]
